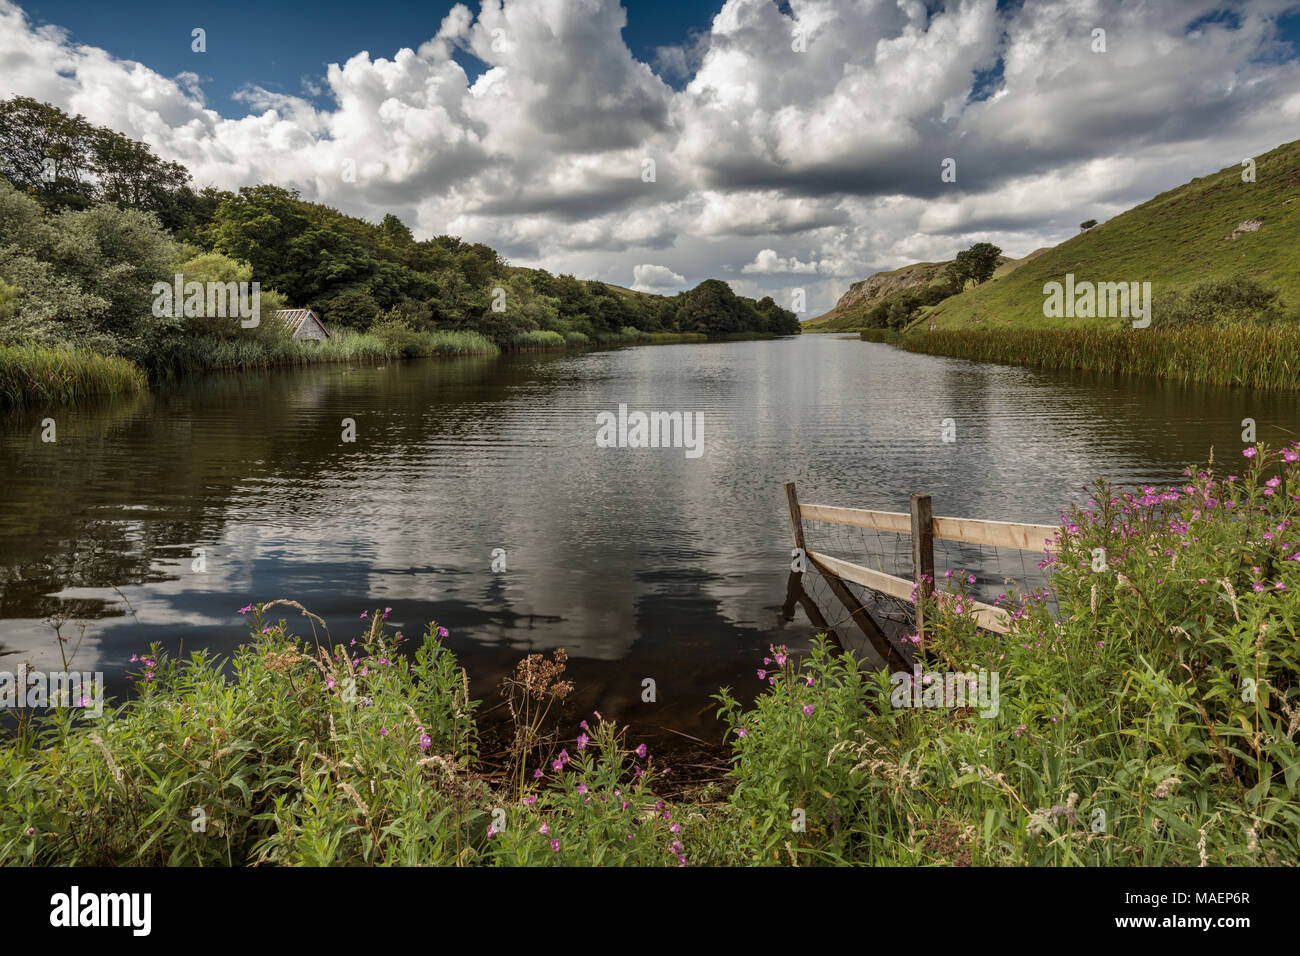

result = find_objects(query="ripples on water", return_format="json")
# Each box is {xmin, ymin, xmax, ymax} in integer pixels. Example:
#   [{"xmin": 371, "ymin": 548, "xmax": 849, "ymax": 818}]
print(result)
[{"xmin": 1, "ymin": 336, "xmax": 1293, "ymax": 734}]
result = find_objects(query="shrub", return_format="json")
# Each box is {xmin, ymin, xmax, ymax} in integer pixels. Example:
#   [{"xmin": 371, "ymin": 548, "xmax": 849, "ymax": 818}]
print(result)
[
  {"xmin": 0, "ymin": 610, "xmax": 479, "ymax": 866},
  {"xmin": 1152, "ymin": 274, "xmax": 1287, "ymax": 328}
]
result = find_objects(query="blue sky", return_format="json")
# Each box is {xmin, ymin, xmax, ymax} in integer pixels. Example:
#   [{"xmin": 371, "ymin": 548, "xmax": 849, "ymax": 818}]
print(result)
[
  {"xmin": 19, "ymin": 0, "xmax": 719, "ymax": 113},
  {"xmin": 4, "ymin": 0, "xmax": 1300, "ymax": 313}
]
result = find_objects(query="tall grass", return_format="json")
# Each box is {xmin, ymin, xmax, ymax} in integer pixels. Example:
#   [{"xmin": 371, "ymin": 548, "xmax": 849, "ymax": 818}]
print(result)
[
  {"xmin": 146, "ymin": 329, "xmax": 499, "ymax": 378},
  {"xmin": 901, "ymin": 325, "xmax": 1300, "ymax": 390},
  {"xmin": 510, "ymin": 330, "xmax": 567, "ymax": 351},
  {"xmin": 648, "ymin": 331, "xmax": 708, "ymax": 344},
  {"xmin": 0, "ymin": 343, "xmax": 147, "ymax": 408},
  {"xmin": 858, "ymin": 329, "xmax": 901, "ymax": 343}
]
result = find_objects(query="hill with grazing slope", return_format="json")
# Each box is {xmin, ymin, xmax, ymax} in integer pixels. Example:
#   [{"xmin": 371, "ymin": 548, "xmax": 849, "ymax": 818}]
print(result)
[
  {"xmin": 806, "ymin": 253, "xmax": 1024, "ymax": 332},
  {"xmin": 916, "ymin": 140, "xmax": 1300, "ymax": 330},
  {"xmin": 804, "ymin": 261, "xmax": 953, "ymax": 331}
]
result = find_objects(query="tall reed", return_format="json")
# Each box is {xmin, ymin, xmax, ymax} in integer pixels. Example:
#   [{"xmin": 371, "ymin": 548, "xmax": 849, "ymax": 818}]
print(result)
[
  {"xmin": 900, "ymin": 325, "xmax": 1300, "ymax": 390},
  {"xmin": 0, "ymin": 343, "xmax": 147, "ymax": 408}
]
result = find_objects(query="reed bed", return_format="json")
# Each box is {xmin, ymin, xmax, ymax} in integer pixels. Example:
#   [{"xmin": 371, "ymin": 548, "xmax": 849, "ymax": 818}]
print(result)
[
  {"xmin": 510, "ymin": 330, "xmax": 568, "ymax": 351},
  {"xmin": 147, "ymin": 329, "xmax": 500, "ymax": 377},
  {"xmin": 901, "ymin": 325, "xmax": 1300, "ymax": 390},
  {"xmin": 857, "ymin": 328, "xmax": 901, "ymax": 343},
  {"xmin": 0, "ymin": 343, "xmax": 147, "ymax": 408}
]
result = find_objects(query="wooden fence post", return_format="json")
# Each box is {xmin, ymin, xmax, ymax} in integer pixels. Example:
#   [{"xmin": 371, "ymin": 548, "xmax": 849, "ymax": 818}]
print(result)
[
  {"xmin": 785, "ymin": 481, "xmax": 806, "ymax": 553},
  {"xmin": 910, "ymin": 492, "xmax": 934, "ymax": 643}
]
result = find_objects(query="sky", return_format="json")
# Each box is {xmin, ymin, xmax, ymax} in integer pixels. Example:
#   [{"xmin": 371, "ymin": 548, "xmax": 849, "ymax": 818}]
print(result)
[{"xmin": 3, "ymin": 0, "xmax": 1300, "ymax": 315}]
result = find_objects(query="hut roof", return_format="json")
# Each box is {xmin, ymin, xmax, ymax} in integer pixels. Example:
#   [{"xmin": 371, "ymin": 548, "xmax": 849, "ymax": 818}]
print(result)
[{"xmin": 275, "ymin": 308, "xmax": 331, "ymax": 338}]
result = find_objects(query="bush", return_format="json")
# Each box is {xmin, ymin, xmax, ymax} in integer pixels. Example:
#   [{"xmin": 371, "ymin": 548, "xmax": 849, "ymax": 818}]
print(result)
[
  {"xmin": 1152, "ymin": 274, "xmax": 1287, "ymax": 328},
  {"xmin": 712, "ymin": 640, "xmax": 883, "ymax": 865},
  {"xmin": 0, "ymin": 612, "xmax": 478, "ymax": 865},
  {"xmin": 370, "ymin": 312, "xmax": 426, "ymax": 357}
]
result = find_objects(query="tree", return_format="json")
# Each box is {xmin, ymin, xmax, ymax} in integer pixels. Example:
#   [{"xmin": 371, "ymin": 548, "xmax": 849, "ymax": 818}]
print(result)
[
  {"xmin": 379, "ymin": 213, "xmax": 413, "ymax": 247},
  {"xmin": 1080, "ymin": 219, "xmax": 1098, "ymax": 230},
  {"xmin": 0, "ymin": 96, "xmax": 192, "ymax": 221},
  {"xmin": 945, "ymin": 241, "xmax": 1002, "ymax": 292}
]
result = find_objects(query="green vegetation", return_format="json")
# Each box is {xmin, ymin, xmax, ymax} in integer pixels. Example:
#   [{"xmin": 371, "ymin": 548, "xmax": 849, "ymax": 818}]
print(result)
[
  {"xmin": 511, "ymin": 329, "xmax": 568, "ymax": 351},
  {"xmin": 803, "ymin": 260, "xmax": 955, "ymax": 332},
  {"xmin": 943, "ymin": 241, "xmax": 1002, "ymax": 293},
  {"xmin": 0, "ymin": 97, "xmax": 798, "ymax": 407},
  {"xmin": 901, "ymin": 322, "xmax": 1300, "ymax": 390},
  {"xmin": 805, "ymin": 249, "xmax": 1017, "ymax": 333},
  {"xmin": 857, "ymin": 328, "xmax": 901, "ymax": 343},
  {"xmin": 1152, "ymin": 273, "xmax": 1288, "ymax": 328},
  {"xmin": 825, "ymin": 144, "xmax": 1300, "ymax": 389},
  {"xmin": 5, "ymin": 447, "xmax": 1297, "ymax": 866},
  {"xmin": 921, "ymin": 139, "xmax": 1300, "ymax": 330},
  {"xmin": 0, "ymin": 343, "xmax": 145, "ymax": 407}
]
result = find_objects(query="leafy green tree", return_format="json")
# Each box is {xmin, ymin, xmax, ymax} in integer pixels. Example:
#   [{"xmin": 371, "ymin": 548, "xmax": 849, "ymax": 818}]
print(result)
[
  {"xmin": 379, "ymin": 213, "xmax": 414, "ymax": 247},
  {"xmin": 321, "ymin": 287, "xmax": 382, "ymax": 331},
  {"xmin": 945, "ymin": 242, "xmax": 1002, "ymax": 292}
]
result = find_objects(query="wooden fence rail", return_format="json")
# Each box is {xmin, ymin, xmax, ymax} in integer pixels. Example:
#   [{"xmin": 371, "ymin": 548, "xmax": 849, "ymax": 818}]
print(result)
[{"xmin": 785, "ymin": 481, "xmax": 1057, "ymax": 643}]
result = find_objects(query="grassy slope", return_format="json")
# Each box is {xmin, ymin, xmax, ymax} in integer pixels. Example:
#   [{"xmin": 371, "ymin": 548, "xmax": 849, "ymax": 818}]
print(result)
[
  {"xmin": 805, "ymin": 254, "xmax": 1030, "ymax": 332},
  {"xmin": 918, "ymin": 139, "xmax": 1300, "ymax": 330},
  {"xmin": 804, "ymin": 261, "xmax": 953, "ymax": 332}
]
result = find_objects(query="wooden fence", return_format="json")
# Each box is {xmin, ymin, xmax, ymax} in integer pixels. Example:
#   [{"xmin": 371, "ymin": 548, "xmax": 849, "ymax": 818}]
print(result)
[{"xmin": 784, "ymin": 482, "xmax": 1057, "ymax": 648}]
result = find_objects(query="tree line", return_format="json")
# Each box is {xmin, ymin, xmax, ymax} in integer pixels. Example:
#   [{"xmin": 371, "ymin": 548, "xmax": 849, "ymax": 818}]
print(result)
[{"xmin": 0, "ymin": 96, "xmax": 798, "ymax": 363}]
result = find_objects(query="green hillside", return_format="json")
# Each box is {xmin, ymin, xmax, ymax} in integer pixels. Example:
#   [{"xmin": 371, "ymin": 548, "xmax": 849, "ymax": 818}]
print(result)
[
  {"xmin": 918, "ymin": 140, "xmax": 1300, "ymax": 330},
  {"xmin": 806, "ymin": 253, "xmax": 1032, "ymax": 332},
  {"xmin": 805, "ymin": 260, "xmax": 953, "ymax": 331}
]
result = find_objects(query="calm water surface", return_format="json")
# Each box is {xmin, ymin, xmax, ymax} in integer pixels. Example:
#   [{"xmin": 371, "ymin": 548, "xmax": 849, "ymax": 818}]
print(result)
[{"xmin": 2, "ymin": 335, "xmax": 1296, "ymax": 735}]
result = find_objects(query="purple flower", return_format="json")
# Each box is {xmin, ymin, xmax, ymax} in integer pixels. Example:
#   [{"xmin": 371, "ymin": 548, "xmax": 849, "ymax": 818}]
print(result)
[
  {"xmin": 803, "ymin": 704, "xmax": 815, "ymax": 716},
  {"xmin": 238, "ymin": 604, "xmax": 254, "ymax": 614},
  {"xmin": 736, "ymin": 728, "xmax": 748, "ymax": 738},
  {"xmin": 524, "ymin": 794, "xmax": 537, "ymax": 806},
  {"xmin": 576, "ymin": 733, "xmax": 589, "ymax": 750},
  {"xmin": 419, "ymin": 733, "xmax": 432, "ymax": 751},
  {"xmin": 551, "ymin": 839, "xmax": 560, "ymax": 852},
  {"xmin": 1243, "ymin": 447, "xmax": 1257, "ymax": 458},
  {"xmin": 437, "ymin": 626, "xmax": 449, "ymax": 638},
  {"xmin": 635, "ymin": 743, "xmax": 647, "ymax": 759}
]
